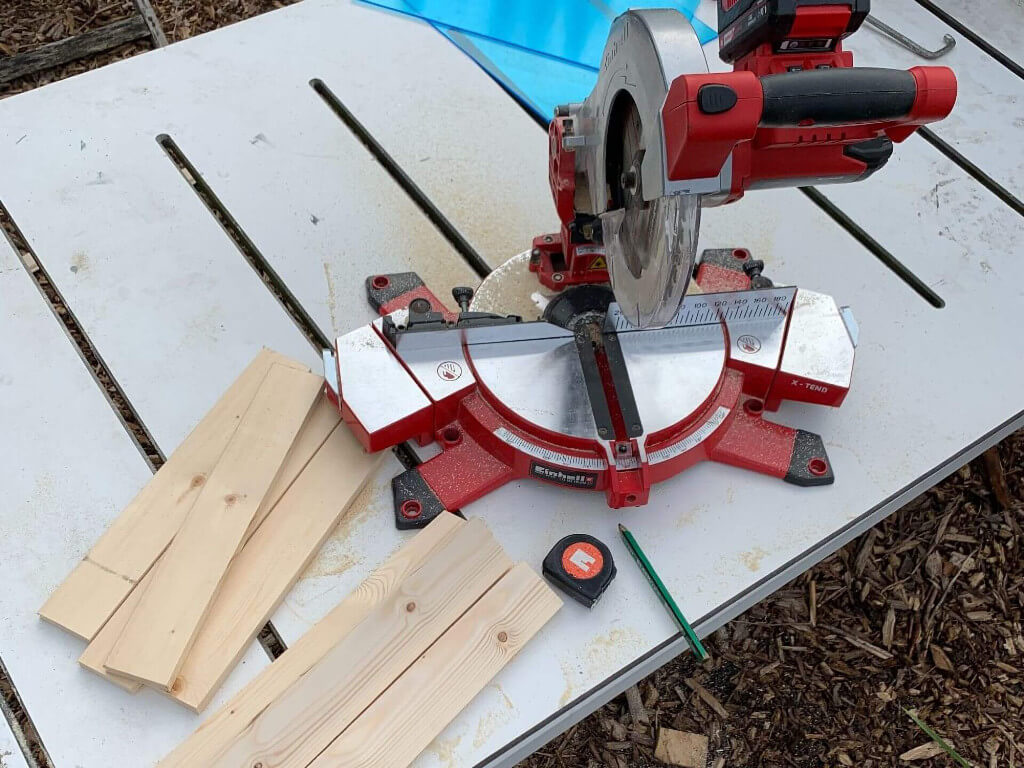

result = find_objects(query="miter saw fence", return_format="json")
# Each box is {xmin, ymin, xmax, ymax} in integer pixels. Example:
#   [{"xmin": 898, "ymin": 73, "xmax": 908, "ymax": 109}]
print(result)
[{"xmin": 530, "ymin": 1, "xmax": 957, "ymax": 327}]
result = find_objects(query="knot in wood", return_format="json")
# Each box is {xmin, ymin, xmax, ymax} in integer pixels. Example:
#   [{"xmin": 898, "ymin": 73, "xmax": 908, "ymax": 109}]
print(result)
[
  {"xmin": 405, "ymin": 601, "xmax": 416, "ymax": 613},
  {"xmin": 497, "ymin": 631, "xmax": 508, "ymax": 643}
]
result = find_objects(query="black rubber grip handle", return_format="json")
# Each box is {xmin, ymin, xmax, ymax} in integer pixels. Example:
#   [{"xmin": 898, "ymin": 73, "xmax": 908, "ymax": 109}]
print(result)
[{"xmin": 760, "ymin": 67, "xmax": 916, "ymax": 127}]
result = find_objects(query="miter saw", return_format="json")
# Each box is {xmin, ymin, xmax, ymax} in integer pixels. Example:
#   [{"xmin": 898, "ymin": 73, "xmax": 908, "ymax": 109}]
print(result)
[{"xmin": 324, "ymin": 1, "xmax": 957, "ymax": 528}]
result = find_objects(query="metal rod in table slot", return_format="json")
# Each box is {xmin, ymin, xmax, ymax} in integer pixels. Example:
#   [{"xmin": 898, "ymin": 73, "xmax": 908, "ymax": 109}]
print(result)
[{"xmin": 618, "ymin": 523, "xmax": 709, "ymax": 661}]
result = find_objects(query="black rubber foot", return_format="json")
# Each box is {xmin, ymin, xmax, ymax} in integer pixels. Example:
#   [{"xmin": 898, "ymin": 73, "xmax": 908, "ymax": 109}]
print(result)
[
  {"xmin": 392, "ymin": 467, "xmax": 447, "ymax": 529},
  {"xmin": 785, "ymin": 430, "xmax": 835, "ymax": 486}
]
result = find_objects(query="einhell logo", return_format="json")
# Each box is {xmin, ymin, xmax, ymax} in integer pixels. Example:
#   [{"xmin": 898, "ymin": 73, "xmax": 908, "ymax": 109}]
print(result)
[{"xmin": 529, "ymin": 461, "xmax": 598, "ymax": 489}]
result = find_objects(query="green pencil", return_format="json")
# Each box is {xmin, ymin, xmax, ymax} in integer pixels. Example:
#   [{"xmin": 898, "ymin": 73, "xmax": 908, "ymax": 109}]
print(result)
[{"xmin": 618, "ymin": 523, "xmax": 709, "ymax": 661}]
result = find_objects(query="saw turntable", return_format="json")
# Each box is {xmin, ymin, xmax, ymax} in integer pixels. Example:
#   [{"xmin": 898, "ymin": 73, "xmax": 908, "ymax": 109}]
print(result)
[{"xmin": 324, "ymin": 0, "xmax": 957, "ymax": 528}]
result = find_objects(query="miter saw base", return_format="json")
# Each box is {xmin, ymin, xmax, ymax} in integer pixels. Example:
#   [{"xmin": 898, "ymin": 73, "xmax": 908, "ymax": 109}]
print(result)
[{"xmin": 324, "ymin": 249, "xmax": 857, "ymax": 529}]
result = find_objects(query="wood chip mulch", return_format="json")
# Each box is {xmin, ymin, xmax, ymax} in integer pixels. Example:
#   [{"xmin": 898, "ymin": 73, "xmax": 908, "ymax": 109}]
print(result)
[
  {"xmin": 0, "ymin": 0, "xmax": 136, "ymax": 56},
  {"xmin": 150, "ymin": 0, "xmax": 294, "ymax": 42},
  {"xmin": 2, "ymin": 4, "xmax": 1021, "ymax": 768},
  {"xmin": 0, "ymin": 0, "xmax": 145, "ymax": 98},
  {"xmin": 0, "ymin": 0, "xmax": 299, "ymax": 99}
]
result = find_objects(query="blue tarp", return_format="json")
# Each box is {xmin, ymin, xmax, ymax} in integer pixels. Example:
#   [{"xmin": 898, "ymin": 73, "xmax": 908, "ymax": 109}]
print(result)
[{"xmin": 364, "ymin": 1, "xmax": 717, "ymax": 119}]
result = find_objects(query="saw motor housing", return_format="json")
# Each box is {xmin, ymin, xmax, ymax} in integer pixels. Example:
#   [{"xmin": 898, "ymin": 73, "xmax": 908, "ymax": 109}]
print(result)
[{"xmin": 530, "ymin": 1, "xmax": 958, "ymax": 293}]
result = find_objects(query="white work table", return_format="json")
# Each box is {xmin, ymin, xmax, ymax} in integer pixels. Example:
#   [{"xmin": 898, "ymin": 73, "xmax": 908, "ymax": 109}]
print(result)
[{"xmin": 0, "ymin": 2, "xmax": 1021, "ymax": 767}]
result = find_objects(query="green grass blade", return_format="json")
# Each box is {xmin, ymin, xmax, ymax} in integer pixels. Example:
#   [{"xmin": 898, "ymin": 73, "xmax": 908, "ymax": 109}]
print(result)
[{"xmin": 902, "ymin": 708, "xmax": 971, "ymax": 767}]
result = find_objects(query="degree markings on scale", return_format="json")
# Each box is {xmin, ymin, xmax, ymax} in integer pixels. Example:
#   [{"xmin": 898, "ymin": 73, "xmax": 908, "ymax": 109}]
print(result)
[{"xmin": 610, "ymin": 287, "xmax": 796, "ymax": 334}]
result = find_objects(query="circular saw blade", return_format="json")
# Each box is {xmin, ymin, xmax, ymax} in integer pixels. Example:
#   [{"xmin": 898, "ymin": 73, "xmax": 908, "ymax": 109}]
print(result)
[{"xmin": 600, "ymin": 97, "xmax": 702, "ymax": 329}]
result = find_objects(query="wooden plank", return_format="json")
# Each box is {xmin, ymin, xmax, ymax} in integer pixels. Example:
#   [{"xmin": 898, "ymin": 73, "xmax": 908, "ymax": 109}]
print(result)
[
  {"xmin": 246, "ymin": 394, "xmax": 343, "ymax": 537},
  {"xmin": 166, "ymin": 422, "xmax": 382, "ymax": 712},
  {"xmin": 0, "ymin": 17, "xmax": 149, "ymax": 85},
  {"xmin": 104, "ymin": 364, "xmax": 323, "ymax": 690},
  {"xmin": 77, "ymin": 394, "xmax": 341, "ymax": 690},
  {"xmin": 157, "ymin": 513, "xmax": 464, "ymax": 768},
  {"xmin": 211, "ymin": 518, "xmax": 511, "ymax": 768},
  {"xmin": 38, "ymin": 348, "xmax": 309, "ymax": 642},
  {"xmin": 309, "ymin": 561, "xmax": 561, "ymax": 768},
  {"xmin": 131, "ymin": 0, "xmax": 169, "ymax": 47},
  {"xmin": 654, "ymin": 729, "xmax": 709, "ymax": 768}
]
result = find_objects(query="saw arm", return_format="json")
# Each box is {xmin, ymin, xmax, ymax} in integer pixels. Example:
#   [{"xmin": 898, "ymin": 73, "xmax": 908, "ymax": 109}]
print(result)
[
  {"xmin": 535, "ymin": 4, "xmax": 957, "ymax": 328},
  {"xmin": 661, "ymin": 64, "xmax": 957, "ymax": 205}
]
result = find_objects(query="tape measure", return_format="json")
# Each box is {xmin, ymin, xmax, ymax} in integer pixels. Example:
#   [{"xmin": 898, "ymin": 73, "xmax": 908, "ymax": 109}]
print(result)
[{"xmin": 542, "ymin": 534, "xmax": 616, "ymax": 608}]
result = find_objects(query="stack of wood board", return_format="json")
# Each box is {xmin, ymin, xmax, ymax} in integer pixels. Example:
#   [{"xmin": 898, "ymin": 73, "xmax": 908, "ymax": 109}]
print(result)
[
  {"xmin": 159, "ymin": 514, "xmax": 561, "ymax": 768},
  {"xmin": 39, "ymin": 348, "xmax": 384, "ymax": 710}
]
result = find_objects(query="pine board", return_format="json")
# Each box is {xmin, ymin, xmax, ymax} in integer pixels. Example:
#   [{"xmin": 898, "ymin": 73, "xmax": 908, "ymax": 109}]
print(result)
[
  {"xmin": 38, "ymin": 349, "xmax": 308, "ymax": 642},
  {"xmin": 104, "ymin": 364, "xmax": 324, "ymax": 690},
  {"xmin": 166, "ymin": 421, "xmax": 382, "ymax": 712},
  {"xmin": 78, "ymin": 394, "xmax": 341, "ymax": 691},
  {"xmin": 157, "ymin": 513, "xmax": 465, "ymax": 768},
  {"xmin": 310, "ymin": 562, "xmax": 561, "ymax": 768},
  {"xmin": 212, "ymin": 518, "xmax": 511, "ymax": 768}
]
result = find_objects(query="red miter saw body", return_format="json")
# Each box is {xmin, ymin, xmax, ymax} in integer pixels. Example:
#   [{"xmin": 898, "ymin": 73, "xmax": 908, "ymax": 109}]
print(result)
[{"xmin": 325, "ymin": 1, "xmax": 956, "ymax": 529}]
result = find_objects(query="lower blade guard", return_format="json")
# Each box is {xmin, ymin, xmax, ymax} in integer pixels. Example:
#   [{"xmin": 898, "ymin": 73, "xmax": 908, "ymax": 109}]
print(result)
[{"xmin": 601, "ymin": 193, "xmax": 701, "ymax": 329}]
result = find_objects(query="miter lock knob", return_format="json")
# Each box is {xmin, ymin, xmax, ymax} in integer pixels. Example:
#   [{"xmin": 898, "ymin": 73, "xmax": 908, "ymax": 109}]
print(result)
[
  {"xmin": 452, "ymin": 286, "xmax": 475, "ymax": 313},
  {"xmin": 742, "ymin": 259, "xmax": 774, "ymax": 290}
]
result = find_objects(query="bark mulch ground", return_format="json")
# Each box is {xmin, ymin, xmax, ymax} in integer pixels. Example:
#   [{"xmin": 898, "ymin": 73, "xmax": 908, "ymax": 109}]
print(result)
[
  {"xmin": 2, "ymin": 4, "xmax": 1021, "ymax": 767},
  {"xmin": 0, "ymin": 0, "xmax": 299, "ymax": 99}
]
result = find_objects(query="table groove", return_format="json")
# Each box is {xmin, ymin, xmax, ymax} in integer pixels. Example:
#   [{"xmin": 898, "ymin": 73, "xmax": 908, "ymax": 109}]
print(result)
[
  {"xmin": 913, "ymin": 0, "xmax": 1024, "ymax": 79},
  {"xmin": 0, "ymin": 202, "xmax": 165, "ymax": 471},
  {"xmin": 157, "ymin": 134, "xmax": 332, "ymax": 351},
  {"xmin": 798, "ymin": 187, "xmax": 945, "ymax": 307},
  {"xmin": 312, "ymin": 78, "xmax": 493, "ymax": 280},
  {"xmin": 916, "ymin": 127, "xmax": 1024, "ymax": 217},
  {"xmin": 0, "ymin": 656, "xmax": 43, "ymax": 768}
]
